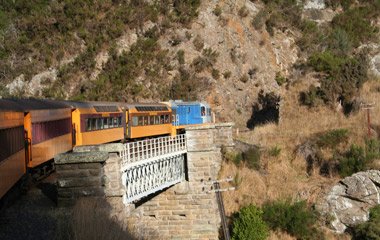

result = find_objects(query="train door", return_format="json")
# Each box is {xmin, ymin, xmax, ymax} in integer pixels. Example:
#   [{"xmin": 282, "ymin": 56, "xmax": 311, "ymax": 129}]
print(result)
[{"xmin": 24, "ymin": 112, "xmax": 32, "ymax": 166}]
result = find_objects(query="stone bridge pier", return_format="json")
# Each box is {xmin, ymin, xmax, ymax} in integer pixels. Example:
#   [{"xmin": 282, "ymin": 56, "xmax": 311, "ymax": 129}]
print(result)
[{"xmin": 55, "ymin": 123, "xmax": 234, "ymax": 240}]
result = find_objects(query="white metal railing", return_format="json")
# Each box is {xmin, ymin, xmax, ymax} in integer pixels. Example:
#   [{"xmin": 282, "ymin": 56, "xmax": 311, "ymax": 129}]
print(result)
[
  {"xmin": 122, "ymin": 154, "xmax": 185, "ymax": 204},
  {"xmin": 120, "ymin": 134, "xmax": 187, "ymax": 203},
  {"xmin": 120, "ymin": 134, "xmax": 187, "ymax": 169}
]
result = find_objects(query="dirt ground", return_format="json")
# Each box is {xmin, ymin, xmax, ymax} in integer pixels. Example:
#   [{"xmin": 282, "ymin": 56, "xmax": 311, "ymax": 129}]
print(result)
[{"xmin": 0, "ymin": 174, "xmax": 71, "ymax": 240}]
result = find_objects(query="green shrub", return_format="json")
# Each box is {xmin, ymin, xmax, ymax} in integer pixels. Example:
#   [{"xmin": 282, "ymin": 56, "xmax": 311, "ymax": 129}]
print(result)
[
  {"xmin": 352, "ymin": 205, "xmax": 380, "ymax": 240},
  {"xmin": 192, "ymin": 35, "xmax": 204, "ymax": 51},
  {"xmin": 331, "ymin": 6, "xmax": 379, "ymax": 47},
  {"xmin": 269, "ymin": 146, "xmax": 281, "ymax": 157},
  {"xmin": 238, "ymin": 6, "xmax": 249, "ymax": 18},
  {"xmin": 338, "ymin": 144, "xmax": 366, "ymax": 177},
  {"xmin": 239, "ymin": 75, "xmax": 249, "ymax": 83},
  {"xmin": 173, "ymin": 0, "xmax": 201, "ymax": 25},
  {"xmin": 191, "ymin": 48, "xmax": 219, "ymax": 72},
  {"xmin": 232, "ymin": 172, "xmax": 243, "ymax": 189},
  {"xmin": 327, "ymin": 28, "xmax": 353, "ymax": 56},
  {"xmin": 213, "ymin": 5, "xmax": 222, "ymax": 16},
  {"xmin": 252, "ymin": 10, "xmax": 268, "ymax": 30},
  {"xmin": 223, "ymin": 71, "xmax": 232, "ymax": 79},
  {"xmin": 261, "ymin": 0, "xmax": 302, "ymax": 35},
  {"xmin": 308, "ymin": 51, "xmax": 346, "ymax": 74},
  {"xmin": 365, "ymin": 138, "xmax": 380, "ymax": 162},
  {"xmin": 232, "ymin": 205, "xmax": 269, "ymax": 240},
  {"xmin": 224, "ymin": 150, "xmax": 243, "ymax": 166},
  {"xmin": 211, "ymin": 68, "xmax": 220, "ymax": 79},
  {"xmin": 242, "ymin": 147, "xmax": 261, "ymax": 170},
  {"xmin": 275, "ymin": 72, "xmax": 287, "ymax": 86},
  {"xmin": 262, "ymin": 200, "xmax": 321, "ymax": 240},
  {"xmin": 316, "ymin": 129, "xmax": 349, "ymax": 148},
  {"xmin": 299, "ymin": 85, "xmax": 324, "ymax": 107},
  {"xmin": 176, "ymin": 50, "xmax": 185, "ymax": 64},
  {"xmin": 304, "ymin": 51, "xmax": 369, "ymax": 110}
]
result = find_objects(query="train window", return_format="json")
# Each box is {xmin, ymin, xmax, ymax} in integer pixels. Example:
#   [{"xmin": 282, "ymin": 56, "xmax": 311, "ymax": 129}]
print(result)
[
  {"xmin": 201, "ymin": 106, "xmax": 206, "ymax": 116},
  {"xmin": 154, "ymin": 116, "xmax": 159, "ymax": 124},
  {"xmin": 113, "ymin": 117, "xmax": 118, "ymax": 127},
  {"xmin": 32, "ymin": 119, "xmax": 71, "ymax": 144},
  {"xmin": 86, "ymin": 119, "xmax": 91, "ymax": 131},
  {"xmin": 91, "ymin": 119, "xmax": 97, "ymax": 130},
  {"xmin": 108, "ymin": 117, "xmax": 113, "ymax": 128},
  {"xmin": 0, "ymin": 127, "xmax": 24, "ymax": 163},
  {"xmin": 132, "ymin": 117, "xmax": 138, "ymax": 126},
  {"xmin": 103, "ymin": 118, "xmax": 109, "ymax": 129},
  {"xmin": 159, "ymin": 115, "xmax": 164, "ymax": 124},
  {"xmin": 118, "ymin": 117, "xmax": 122, "ymax": 126},
  {"xmin": 164, "ymin": 115, "xmax": 169, "ymax": 123},
  {"xmin": 97, "ymin": 118, "xmax": 103, "ymax": 130},
  {"xmin": 143, "ymin": 116, "xmax": 148, "ymax": 126},
  {"xmin": 138, "ymin": 116, "xmax": 143, "ymax": 126},
  {"xmin": 149, "ymin": 116, "xmax": 154, "ymax": 125}
]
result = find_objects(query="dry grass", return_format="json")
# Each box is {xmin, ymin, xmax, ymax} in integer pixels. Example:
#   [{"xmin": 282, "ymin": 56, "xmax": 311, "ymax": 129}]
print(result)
[
  {"xmin": 220, "ymin": 79, "xmax": 380, "ymax": 239},
  {"xmin": 70, "ymin": 198, "xmax": 136, "ymax": 240}
]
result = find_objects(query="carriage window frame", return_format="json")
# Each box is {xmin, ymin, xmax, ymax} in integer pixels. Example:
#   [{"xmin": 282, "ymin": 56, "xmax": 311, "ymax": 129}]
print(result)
[{"xmin": 84, "ymin": 115, "xmax": 123, "ymax": 132}]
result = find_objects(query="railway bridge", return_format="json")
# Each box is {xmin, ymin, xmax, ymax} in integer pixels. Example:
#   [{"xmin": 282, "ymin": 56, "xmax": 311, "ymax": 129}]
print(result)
[{"xmin": 55, "ymin": 123, "xmax": 234, "ymax": 239}]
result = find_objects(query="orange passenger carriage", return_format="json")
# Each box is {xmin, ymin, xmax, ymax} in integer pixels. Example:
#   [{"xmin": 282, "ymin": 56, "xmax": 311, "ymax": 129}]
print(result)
[
  {"xmin": 66, "ymin": 101, "xmax": 125, "ymax": 146},
  {"xmin": 125, "ymin": 103, "xmax": 173, "ymax": 139}
]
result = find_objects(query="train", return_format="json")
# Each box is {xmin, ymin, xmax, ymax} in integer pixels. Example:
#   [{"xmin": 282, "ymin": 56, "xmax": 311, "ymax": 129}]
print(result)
[{"xmin": 0, "ymin": 98, "xmax": 212, "ymax": 200}]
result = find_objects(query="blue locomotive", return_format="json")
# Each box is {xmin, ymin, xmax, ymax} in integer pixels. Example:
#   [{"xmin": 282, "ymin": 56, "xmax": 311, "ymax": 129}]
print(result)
[{"xmin": 167, "ymin": 100, "xmax": 212, "ymax": 126}]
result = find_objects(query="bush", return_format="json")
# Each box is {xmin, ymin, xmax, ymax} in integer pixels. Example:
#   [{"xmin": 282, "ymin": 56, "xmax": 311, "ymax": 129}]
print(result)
[
  {"xmin": 338, "ymin": 144, "xmax": 366, "ymax": 177},
  {"xmin": 269, "ymin": 146, "xmax": 281, "ymax": 157},
  {"xmin": 275, "ymin": 72, "xmax": 287, "ymax": 86},
  {"xmin": 352, "ymin": 205, "xmax": 380, "ymax": 240},
  {"xmin": 252, "ymin": 10, "xmax": 268, "ymax": 30},
  {"xmin": 365, "ymin": 138, "xmax": 380, "ymax": 162},
  {"xmin": 211, "ymin": 68, "xmax": 220, "ymax": 79},
  {"xmin": 305, "ymin": 51, "xmax": 369, "ymax": 110},
  {"xmin": 261, "ymin": 0, "xmax": 302, "ymax": 35},
  {"xmin": 191, "ymin": 48, "xmax": 219, "ymax": 72},
  {"xmin": 331, "ymin": 6, "xmax": 379, "ymax": 48},
  {"xmin": 238, "ymin": 6, "xmax": 249, "ymax": 18},
  {"xmin": 242, "ymin": 147, "xmax": 261, "ymax": 170},
  {"xmin": 176, "ymin": 50, "xmax": 185, "ymax": 64},
  {"xmin": 192, "ymin": 35, "xmax": 204, "ymax": 51},
  {"xmin": 239, "ymin": 75, "xmax": 249, "ymax": 83},
  {"xmin": 299, "ymin": 85, "xmax": 324, "ymax": 107},
  {"xmin": 262, "ymin": 200, "xmax": 321, "ymax": 240},
  {"xmin": 223, "ymin": 71, "xmax": 232, "ymax": 79},
  {"xmin": 173, "ymin": 0, "xmax": 201, "ymax": 25},
  {"xmin": 232, "ymin": 205, "xmax": 269, "ymax": 240},
  {"xmin": 223, "ymin": 150, "xmax": 243, "ymax": 166},
  {"xmin": 213, "ymin": 5, "xmax": 222, "ymax": 16},
  {"xmin": 316, "ymin": 129, "xmax": 349, "ymax": 148}
]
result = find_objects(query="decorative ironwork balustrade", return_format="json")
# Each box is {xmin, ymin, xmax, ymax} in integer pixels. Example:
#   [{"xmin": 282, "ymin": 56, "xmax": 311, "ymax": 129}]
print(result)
[
  {"xmin": 120, "ymin": 134, "xmax": 187, "ymax": 170},
  {"xmin": 120, "ymin": 134, "xmax": 187, "ymax": 204}
]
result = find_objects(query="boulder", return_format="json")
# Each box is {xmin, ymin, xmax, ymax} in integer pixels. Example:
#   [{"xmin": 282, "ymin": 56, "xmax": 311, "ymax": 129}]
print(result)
[{"xmin": 316, "ymin": 170, "xmax": 380, "ymax": 233}]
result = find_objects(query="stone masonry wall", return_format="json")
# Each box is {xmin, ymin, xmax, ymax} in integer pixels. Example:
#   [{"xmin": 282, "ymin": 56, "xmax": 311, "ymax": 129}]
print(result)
[
  {"xmin": 55, "ymin": 144, "xmax": 124, "ymax": 206},
  {"xmin": 124, "ymin": 123, "xmax": 234, "ymax": 240}
]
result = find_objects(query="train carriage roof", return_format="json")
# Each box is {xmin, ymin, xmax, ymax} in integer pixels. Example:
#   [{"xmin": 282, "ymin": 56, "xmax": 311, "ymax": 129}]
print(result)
[
  {"xmin": 126, "ymin": 103, "xmax": 170, "ymax": 112},
  {"xmin": 0, "ymin": 98, "xmax": 70, "ymax": 111}
]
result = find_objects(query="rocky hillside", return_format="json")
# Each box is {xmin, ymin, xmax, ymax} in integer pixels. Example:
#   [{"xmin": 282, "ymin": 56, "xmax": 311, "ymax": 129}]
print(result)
[{"xmin": 1, "ymin": 0, "xmax": 378, "ymax": 127}]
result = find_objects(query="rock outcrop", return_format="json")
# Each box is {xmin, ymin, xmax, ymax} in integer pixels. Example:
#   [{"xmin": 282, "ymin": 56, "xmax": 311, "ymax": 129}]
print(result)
[{"xmin": 316, "ymin": 170, "xmax": 380, "ymax": 233}]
